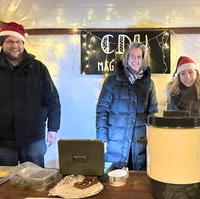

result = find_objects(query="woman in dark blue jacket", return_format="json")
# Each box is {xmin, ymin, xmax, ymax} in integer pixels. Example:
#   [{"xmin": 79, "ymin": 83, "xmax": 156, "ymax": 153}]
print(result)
[{"xmin": 96, "ymin": 42, "xmax": 158, "ymax": 170}]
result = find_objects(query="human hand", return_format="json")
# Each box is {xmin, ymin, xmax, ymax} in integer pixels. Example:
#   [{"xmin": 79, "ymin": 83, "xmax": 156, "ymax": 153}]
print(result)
[{"xmin": 47, "ymin": 131, "xmax": 57, "ymax": 146}]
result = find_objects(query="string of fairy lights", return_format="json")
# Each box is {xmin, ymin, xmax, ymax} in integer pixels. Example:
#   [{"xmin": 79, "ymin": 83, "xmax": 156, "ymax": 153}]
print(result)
[
  {"xmin": 154, "ymin": 31, "xmax": 170, "ymax": 73},
  {"xmin": 81, "ymin": 30, "xmax": 170, "ymax": 76}
]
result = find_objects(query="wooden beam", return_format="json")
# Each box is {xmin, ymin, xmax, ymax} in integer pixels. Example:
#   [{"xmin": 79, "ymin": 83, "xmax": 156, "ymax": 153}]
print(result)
[
  {"xmin": 27, "ymin": 27, "xmax": 200, "ymax": 35},
  {"xmin": 170, "ymin": 27, "xmax": 200, "ymax": 34},
  {"xmin": 27, "ymin": 28, "xmax": 77, "ymax": 35}
]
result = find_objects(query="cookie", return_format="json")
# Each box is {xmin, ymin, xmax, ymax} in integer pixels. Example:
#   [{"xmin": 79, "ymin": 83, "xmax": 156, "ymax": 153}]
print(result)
[{"xmin": 74, "ymin": 176, "xmax": 98, "ymax": 189}]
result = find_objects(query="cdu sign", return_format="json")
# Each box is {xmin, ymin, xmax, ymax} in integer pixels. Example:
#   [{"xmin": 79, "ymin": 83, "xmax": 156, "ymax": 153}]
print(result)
[{"xmin": 81, "ymin": 30, "xmax": 170, "ymax": 75}]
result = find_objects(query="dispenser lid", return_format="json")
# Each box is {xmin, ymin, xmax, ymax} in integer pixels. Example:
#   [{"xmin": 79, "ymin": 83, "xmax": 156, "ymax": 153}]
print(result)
[{"xmin": 148, "ymin": 110, "xmax": 200, "ymax": 128}]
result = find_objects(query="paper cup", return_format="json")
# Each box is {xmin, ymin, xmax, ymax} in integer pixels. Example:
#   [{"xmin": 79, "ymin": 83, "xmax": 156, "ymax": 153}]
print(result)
[{"xmin": 108, "ymin": 169, "xmax": 128, "ymax": 187}]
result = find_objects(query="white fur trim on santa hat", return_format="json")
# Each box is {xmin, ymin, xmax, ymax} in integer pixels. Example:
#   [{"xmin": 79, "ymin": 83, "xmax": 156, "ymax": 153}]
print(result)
[
  {"xmin": 176, "ymin": 63, "xmax": 199, "ymax": 74},
  {"xmin": 0, "ymin": 30, "xmax": 27, "ymax": 42}
]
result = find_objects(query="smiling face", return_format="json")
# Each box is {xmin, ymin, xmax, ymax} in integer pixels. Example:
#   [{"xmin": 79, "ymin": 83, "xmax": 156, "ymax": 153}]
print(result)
[
  {"xmin": 179, "ymin": 68, "xmax": 197, "ymax": 87},
  {"xmin": 2, "ymin": 35, "xmax": 24, "ymax": 63},
  {"xmin": 128, "ymin": 47, "xmax": 143, "ymax": 72}
]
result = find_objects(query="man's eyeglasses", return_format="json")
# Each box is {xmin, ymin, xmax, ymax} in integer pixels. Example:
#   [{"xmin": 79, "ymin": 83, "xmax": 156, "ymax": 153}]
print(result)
[{"xmin": 4, "ymin": 40, "xmax": 24, "ymax": 45}]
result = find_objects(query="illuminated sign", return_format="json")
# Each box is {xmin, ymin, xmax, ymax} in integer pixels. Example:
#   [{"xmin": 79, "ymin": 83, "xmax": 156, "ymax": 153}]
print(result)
[{"xmin": 81, "ymin": 30, "xmax": 170, "ymax": 75}]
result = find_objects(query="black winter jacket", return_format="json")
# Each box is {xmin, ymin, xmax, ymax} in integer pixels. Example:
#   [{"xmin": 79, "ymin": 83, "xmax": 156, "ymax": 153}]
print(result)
[
  {"xmin": 167, "ymin": 82, "xmax": 200, "ymax": 116},
  {"xmin": 96, "ymin": 62, "xmax": 158, "ymax": 170},
  {"xmin": 0, "ymin": 50, "xmax": 61, "ymax": 147}
]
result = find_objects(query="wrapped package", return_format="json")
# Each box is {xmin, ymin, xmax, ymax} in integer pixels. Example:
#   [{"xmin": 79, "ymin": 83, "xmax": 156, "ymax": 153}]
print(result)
[{"xmin": 10, "ymin": 162, "xmax": 61, "ymax": 191}]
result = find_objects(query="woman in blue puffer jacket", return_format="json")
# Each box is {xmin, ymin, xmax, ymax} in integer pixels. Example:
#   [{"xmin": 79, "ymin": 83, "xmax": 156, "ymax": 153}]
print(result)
[{"xmin": 96, "ymin": 42, "xmax": 158, "ymax": 170}]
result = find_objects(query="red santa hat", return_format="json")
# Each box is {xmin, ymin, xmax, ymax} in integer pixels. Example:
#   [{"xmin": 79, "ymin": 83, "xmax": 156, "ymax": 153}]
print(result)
[
  {"xmin": 0, "ymin": 22, "xmax": 28, "ymax": 43},
  {"xmin": 174, "ymin": 56, "xmax": 199, "ymax": 77}
]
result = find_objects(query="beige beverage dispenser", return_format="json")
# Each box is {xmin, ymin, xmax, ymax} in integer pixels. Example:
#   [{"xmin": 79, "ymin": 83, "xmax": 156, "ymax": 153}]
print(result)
[{"xmin": 147, "ymin": 111, "xmax": 200, "ymax": 199}]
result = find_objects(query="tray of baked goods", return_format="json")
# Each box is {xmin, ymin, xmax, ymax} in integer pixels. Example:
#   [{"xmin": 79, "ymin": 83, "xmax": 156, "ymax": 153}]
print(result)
[
  {"xmin": 49, "ymin": 175, "xmax": 103, "ymax": 198},
  {"xmin": 0, "ymin": 166, "xmax": 13, "ymax": 185}
]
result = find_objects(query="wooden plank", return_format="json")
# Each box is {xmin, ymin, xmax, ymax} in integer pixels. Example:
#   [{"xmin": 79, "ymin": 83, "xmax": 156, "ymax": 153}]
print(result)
[{"xmin": 27, "ymin": 27, "xmax": 200, "ymax": 35}]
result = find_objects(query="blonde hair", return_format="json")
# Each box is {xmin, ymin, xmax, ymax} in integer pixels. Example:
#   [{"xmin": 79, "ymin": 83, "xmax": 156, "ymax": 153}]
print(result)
[{"xmin": 122, "ymin": 42, "xmax": 148, "ymax": 69}]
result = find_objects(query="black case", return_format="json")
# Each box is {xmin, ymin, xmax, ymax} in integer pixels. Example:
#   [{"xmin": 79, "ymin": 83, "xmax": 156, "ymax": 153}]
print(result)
[{"xmin": 58, "ymin": 139, "xmax": 104, "ymax": 176}]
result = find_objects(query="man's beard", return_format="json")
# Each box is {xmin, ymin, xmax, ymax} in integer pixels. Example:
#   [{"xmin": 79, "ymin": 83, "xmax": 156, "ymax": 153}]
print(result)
[{"xmin": 4, "ymin": 50, "xmax": 23, "ymax": 62}]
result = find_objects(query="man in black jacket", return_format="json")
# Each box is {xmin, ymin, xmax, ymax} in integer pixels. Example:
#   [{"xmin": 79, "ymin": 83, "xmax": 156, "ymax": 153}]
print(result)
[{"xmin": 0, "ymin": 22, "xmax": 61, "ymax": 167}]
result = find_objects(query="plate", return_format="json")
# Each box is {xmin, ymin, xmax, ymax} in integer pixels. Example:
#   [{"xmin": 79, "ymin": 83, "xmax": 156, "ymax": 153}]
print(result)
[{"xmin": 49, "ymin": 175, "xmax": 103, "ymax": 198}]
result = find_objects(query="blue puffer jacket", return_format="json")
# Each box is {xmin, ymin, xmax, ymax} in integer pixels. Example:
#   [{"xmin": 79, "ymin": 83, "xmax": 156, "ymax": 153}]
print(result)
[{"xmin": 96, "ymin": 62, "xmax": 158, "ymax": 170}]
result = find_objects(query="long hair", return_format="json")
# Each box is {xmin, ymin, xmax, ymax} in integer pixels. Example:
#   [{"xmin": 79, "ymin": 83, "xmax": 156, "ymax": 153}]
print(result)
[
  {"xmin": 167, "ymin": 70, "xmax": 200, "ymax": 99},
  {"xmin": 122, "ymin": 42, "xmax": 148, "ymax": 70}
]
